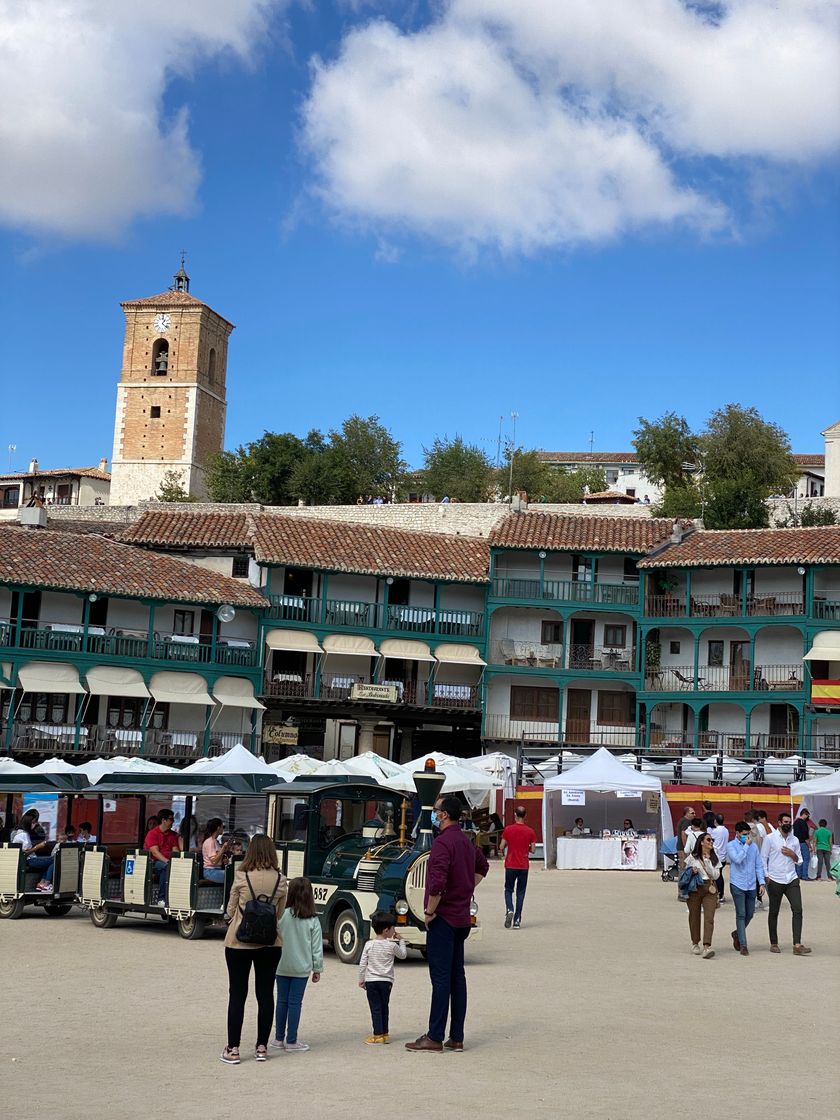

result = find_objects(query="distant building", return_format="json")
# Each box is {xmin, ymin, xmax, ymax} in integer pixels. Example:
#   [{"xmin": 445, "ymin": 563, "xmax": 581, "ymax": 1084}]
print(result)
[
  {"xmin": 0, "ymin": 457, "xmax": 110, "ymax": 513},
  {"xmin": 823, "ymin": 419, "xmax": 840, "ymax": 498}
]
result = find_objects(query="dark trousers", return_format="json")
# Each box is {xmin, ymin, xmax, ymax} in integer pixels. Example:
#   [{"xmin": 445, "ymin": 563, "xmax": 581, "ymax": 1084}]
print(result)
[
  {"xmin": 504, "ymin": 868, "xmax": 529, "ymax": 920},
  {"xmin": 716, "ymin": 862, "xmax": 726, "ymax": 899},
  {"xmin": 766, "ymin": 878, "xmax": 803, "ymax": 945},
  {"xmin": 225, "ymin": 946, "xmax": 282, "ymax": 1049},
  {"xmin": 815, "ymin": 850, "xmax": 831, "ymax": 880},
  {"xmin": 365, "ymin": 981, "xmax": 392, "ymax": 1036},
  {"xmin": 426, "ymin": 917, "xmax": 469, "ymax": 1044},
  {"xmin": 730, "ymin": 884, "xmax": 756, "ymax": 948}
]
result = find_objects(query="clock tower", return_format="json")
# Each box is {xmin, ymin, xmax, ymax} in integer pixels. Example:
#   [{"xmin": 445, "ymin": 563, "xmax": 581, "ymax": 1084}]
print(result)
[{"xmin": 109, "ymin": 262, "xmax": 234, "ymax": 505}]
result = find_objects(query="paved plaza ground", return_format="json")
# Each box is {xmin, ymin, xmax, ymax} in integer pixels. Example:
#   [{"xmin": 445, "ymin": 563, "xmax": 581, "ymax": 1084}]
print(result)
[{"xmin": 4, "ymin": 868, "xmax": 838, "ymax": 1120}]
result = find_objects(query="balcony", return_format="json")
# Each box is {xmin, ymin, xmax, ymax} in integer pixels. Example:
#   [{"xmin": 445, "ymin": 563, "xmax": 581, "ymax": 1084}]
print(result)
[
  {"xmin": 644, "ymin": 664, "xmax": 803, "ymax": 692},
  {"xmin": 262, "ymin": 673, "xmax": 479, "ymax": 710},
  {"xmin": 645, "ymin": 592, "xmax": 806, "ymax": 619},
  {"xmin": 491, "ymin": 577, "xmax": 639, "ymax": 607},
  {"xmin": 812, "ymin": 599, "xmax": 840, "ymax": 621},
  {"xmin": 0, "ymin": 620, "xmax": 258, "ymax": 669},
  {"xmin": 568, "ymin": 645, "xmax": 636, "ymax": 673},
  {"xmin": 7, "ymin": 722, "xmax": 257, "ymax": 762},
  {"xmin": 483, "ymin": 714, "xmax": 636, "ymax": 746},
  {"xmin": 264, "ymin": 594, "xmax": 483, "ymax": 638}
]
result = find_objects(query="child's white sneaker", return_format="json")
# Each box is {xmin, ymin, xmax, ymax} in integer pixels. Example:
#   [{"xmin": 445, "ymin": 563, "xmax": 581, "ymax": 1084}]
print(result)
[
  {"xmin": 269, "ymin": 1038, "xmax": 285, "ymax": 1049},
  {"xmin": 285, "ymin": 1041, "xmax": 310, "ymax": 1052}
]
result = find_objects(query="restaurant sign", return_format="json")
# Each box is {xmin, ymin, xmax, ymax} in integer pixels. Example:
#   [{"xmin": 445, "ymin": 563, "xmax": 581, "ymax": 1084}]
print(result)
[{"xmin": 351, "ymin": 683, "xmax": 398, "ymax": 703}]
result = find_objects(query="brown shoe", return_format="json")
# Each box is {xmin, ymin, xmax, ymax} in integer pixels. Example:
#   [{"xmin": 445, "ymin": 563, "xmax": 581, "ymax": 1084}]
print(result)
[
  {"xmin": 444, "ymin": 1039, "xmax": 464, "ymax": 1052},
  {"xmin": 405, "ymin": 1035, "xmax": 443, "ymax": 1052},
  {"xmin": 793, "ymin": 945, "xmax": 812, "ymax": 955},
  {"xmin": 740, "ymin": 947, "xmax": 749, "ymax": 956},
  {"xmin": 769, "ymin": 944, "xmax": 781, "ymax": 954},
  {"xmin": 731, "ymin": 931, "xmax": 741, "ymax": 952}
]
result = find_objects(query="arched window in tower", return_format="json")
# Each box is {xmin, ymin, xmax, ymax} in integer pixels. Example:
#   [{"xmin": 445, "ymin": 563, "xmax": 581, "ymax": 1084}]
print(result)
[
  {"xmin": 152, "ymin": 339, "xmax": 169, "ymax": 376},
  {"xmin": 208, "ymin": 347, "xmax": 217, "ymax": 384}
]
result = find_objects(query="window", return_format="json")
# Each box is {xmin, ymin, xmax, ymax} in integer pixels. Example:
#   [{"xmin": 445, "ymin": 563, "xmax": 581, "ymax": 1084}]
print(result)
[
  {"xmin": 625, "ymin": 488, "xmax": 636, "ymax": 498},
  {"xmin": 669, "ymin": 640, "xmax": 681, "ymax": 655},
  {"xmin": 510, "ymin": 685, "xmax": 559, "ymax": 722},
  {"xmin": 2, "ymin": 486, "xmax": 19, "ymax": 508},
  {"xmin": 106, "ymin": 698, "xmax": 143, "ymax": 729},
  {"xmin": 541, "ymin": 620, "xmax": 563, "ymax": 644},
  {"xmin": 571, "ymin": 555, "xmax": 596, "ymax": 583},
  {"xmin": 19, "ymin": 692, "xmax": 70, "ymax": 724},
  {"xmin": 150, "ymin": 406, "xmax": 161, "ymax": 419},
  {"xmin": 208, "ymin": 347, "xmax": 217, "ymax": 383},
  {"xmin": 606, "ymin": 469, "xmax": 619, "ymax": 485},
  {"xmin": 173, "ymin": 609, "xmax": 194, "ymax": 636},
  {"xmin": 604, "ymin": 624, "xmax": 627, "ymax": 648},
  {"xmin": 596, "ymin": 690, "xmax": 634, "ymax": 726},
  {"xmin": 707, "ymin": 641, "xmax": 724, "ymax": 667},
  {"xmin": 623, "ymin": 557, "xmax": 639, "ymax": 581},
  {"xmin": 232, "ymin": 555, "xmax": 249, "ymax": 578}
]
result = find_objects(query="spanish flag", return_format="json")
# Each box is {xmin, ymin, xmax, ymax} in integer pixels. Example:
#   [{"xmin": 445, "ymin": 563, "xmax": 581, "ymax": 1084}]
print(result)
[{"xmin": 811, "ymin": 680, "xmax": 840, "ymax": 706}]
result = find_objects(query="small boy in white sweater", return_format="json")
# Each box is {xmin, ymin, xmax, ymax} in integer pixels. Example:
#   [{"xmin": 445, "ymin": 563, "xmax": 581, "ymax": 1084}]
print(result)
[{"xmin": 358, "ymin": 910, "xmax": 407, "ymax": 1044}]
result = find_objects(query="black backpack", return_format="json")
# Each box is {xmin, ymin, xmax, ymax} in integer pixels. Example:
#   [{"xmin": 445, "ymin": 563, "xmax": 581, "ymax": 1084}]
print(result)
[{"xmin": 236, "ymin": 871, "xmax": 282, "ymax": 945}]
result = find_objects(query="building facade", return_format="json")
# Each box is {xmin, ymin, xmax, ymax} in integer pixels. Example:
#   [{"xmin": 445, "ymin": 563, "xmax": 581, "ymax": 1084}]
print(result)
[
  {"xmin": 0, "ymin": 460, "xmax": 111, "ymax": 514},
  {"xmin": 109, "ymin": 265, "xmax": 233, "ymax": 505}
]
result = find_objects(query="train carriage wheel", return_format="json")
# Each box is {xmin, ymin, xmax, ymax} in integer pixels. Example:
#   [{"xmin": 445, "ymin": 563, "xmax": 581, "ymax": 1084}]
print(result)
[
  {"xmin": 89, "ymin": 905, "xmax": 118, "ymax": 929},
  {"xmin": 0, "ymin": 897, "xmax": 25, "ymax": 920},
  {"xmin": 332, "ymin": 908, "xmax": 362, "ymax": 965},
  {"xmin": 177, "ymin": 914, "xmax": 207, "ymax": 940}
]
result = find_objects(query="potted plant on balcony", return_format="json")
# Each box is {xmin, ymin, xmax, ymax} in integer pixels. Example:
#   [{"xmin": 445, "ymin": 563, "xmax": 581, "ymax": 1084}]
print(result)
[{"xmin": 645, "ymin": 635, "xmax": 661, "ymax": 683}]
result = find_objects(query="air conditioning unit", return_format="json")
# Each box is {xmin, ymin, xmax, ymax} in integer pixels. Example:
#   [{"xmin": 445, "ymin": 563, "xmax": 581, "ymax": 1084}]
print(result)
[{"xmin": 17, "ymin": 506, "xmax": 47, "ymax": 529}]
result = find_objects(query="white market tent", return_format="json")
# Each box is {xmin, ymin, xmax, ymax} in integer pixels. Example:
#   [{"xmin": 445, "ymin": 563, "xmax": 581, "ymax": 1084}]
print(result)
[
  {"xmin": 0, "ymin": 758, "xmax": 32, "ymax": 775},
  {"xmin": 542, "ymin": 747, "xmax": 673, "ymax": 869},
  {"xmin": 269, "ymin": 754, "xmax": 320, "ymax": 778},
  {"xmin": 410, "ymin": 751, "xmax": 503, "ymax": 808},
  {"xmin": 85, "ymin": 756, "xmax": 178, "ymax": 786},
  {"xmin": 30, "ymin": 757, "xmax": 90, "ymax": 776},
  {"xmin": 465, "ymin": 752, "xmax": 516, "ymax": 801},
  {"xmin": 790, "ymin": 768, "xmax": 840, "ymax": 838},
  {"xmin": 182, "ymin": 743, "xmax": 272, "ymax": 776},
  {"xmin": 339, "ymin": 752, "xmax": 417, "ymax": 794}
]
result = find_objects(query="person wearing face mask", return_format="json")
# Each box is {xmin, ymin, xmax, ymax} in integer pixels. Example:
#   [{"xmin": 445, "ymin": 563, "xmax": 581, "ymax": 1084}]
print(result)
[
  {"xmin": 726, "ymin": 822, "xmax": 765, "ymax": 956},
  {"xmin": 761, "ymin": 813, "xmax": 811, "ymax": 955}
]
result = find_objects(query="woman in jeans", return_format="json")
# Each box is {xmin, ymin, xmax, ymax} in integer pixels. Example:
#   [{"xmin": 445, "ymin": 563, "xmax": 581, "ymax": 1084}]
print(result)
[
  {"xmin": 221, "ymin": 835, "xmax": 287, "ymax": 1065},
  {"xmin": 201, "ymin": 818, "xmax": 230, "ymax": 884},
  {"xmin": 11, "ymin": 809, "xmax": 54, "ymax": 892},
  {"xmin": 685, "ymin": 833, "xmax": 720, "ymax": 959}
]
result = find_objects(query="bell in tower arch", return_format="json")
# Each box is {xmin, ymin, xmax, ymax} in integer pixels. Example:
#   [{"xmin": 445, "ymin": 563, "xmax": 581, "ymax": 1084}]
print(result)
[{"xmin": 153, "ymin": 339, "xmax": 169, "ymax": 375}]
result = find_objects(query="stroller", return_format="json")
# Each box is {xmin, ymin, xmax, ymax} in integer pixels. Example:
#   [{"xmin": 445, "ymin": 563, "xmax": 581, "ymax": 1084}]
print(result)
[{"xmin": 660, "ymin": 835, "xmax": 679, "ymax": 882}]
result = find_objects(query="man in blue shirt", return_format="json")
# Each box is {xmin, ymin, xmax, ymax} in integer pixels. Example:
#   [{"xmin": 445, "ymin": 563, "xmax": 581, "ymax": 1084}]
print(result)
[{"xmin": 726, "ymin": 821, "xmax": 765, "ymax": 956}]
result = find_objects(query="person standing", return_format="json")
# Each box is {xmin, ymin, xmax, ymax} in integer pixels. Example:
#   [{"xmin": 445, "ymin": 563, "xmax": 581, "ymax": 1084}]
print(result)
[
  {"xmin": 272, "ymin": 877, "xmax": 323, "ymax": 1053},
  {"xmin": 813, "ymin": 820, "xmax": 834, "ymax": 882},
  {"xmin": 220, "ymin": 835, "xmax": 287, "ymax": 1065},
  {"xmin": 500, "ymin": 805, "xmax": 537, "ymax": 929},
  {"xmin": 726, "ymin": 822, "xmax": 765, "ymax": 956},
  {"xmin": 406, "ymin": 794, "xmax": 489, "ymax": 1053},
  {"xmin": 701, "ymin": 800, "xmax": 717, "ymax": 828},
  {"xmin": 358, "ymin": 910, "xmax": 407, "ymax": 1044},
  {"xmin": 793, "ymin": 810, "xmax": 814, "ymax": 881},
  {"xmin": 709, "ymin": 814, "xmax": 730, "ymax": 904},
  {"xmin": 684, "ymin": 833, "xmax": 720, "ymax": 959},
  {"xmin": 762, "ymin": 813, "xmax": 811, "ymax": 955}
]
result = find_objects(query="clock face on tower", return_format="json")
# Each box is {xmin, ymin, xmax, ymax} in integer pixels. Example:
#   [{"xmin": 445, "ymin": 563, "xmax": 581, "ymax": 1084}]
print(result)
[{"xmin": 153, "ymin": 313, "xmax": 171, "ymax": 333}]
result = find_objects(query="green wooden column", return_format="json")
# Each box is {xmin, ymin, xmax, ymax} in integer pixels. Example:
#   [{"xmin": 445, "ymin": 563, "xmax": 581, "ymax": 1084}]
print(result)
[{"xmin": 744, "ymin": 706, "xmax": 752, "ymax": 757}]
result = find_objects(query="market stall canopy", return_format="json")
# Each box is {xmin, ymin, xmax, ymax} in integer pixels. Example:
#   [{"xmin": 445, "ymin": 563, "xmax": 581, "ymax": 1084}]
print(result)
[
  {"xmin": 464, "ymin": 752, "xmax": 516, "ymax": 800},
  {"xmin": 269, "ymin": 754, "xmax": 320, "ymax": 776},
  {"xmin": 19, "ymin": 661, "xmax": 86, "ymax": 695},
  {"xmin": 212, "ymin": 676, "xmax": 265, "ymax": 710},
  {"xmin": 790, "ymin": 768, "xmax": 840, "ymax": 798},
  {"xmin": 85, "ymin": 666, "xmax": 150, "ymax": 699},
  {"xmin": 183, "ymin": 743, "xmax": 272, "ymax": 776},
  {"xmin": 85, "ymin": 756, "xmax": 177, "ymax": 786},
  {"xmin": 790, "ymin": 766, "xmax": 840, "ymax": 835},
  {"xmin": 31, "ymin": 757, "xmax": 89, "ymax": 775},
  {"xmin": 148, "ymin": 671, "xmax": 213, "ymax": 706},
  {"xmin": 803, "ymin": 632, "xmax": 840, "ymax": 660},
  {"xmin": 379, "ymin": 639, "xmax": 435, "ymax": 662},
  {"xmin": 0, "ymin": 758, "xmax": 32, "ymax": 775},
  {"xmin": 316, "ymin": 753, "xmax": 416, "ymax": 794},
  {"xmin": 409, "ymin": 751, "xmax": 501, "ymax": 808},
  {"xmin": 433, "ymin": 644, "xmax": 486, "ymax": 667},
  {"xmin": 322, "ymin": 634, "xmax": 377, "ymax": 657},
  {"xmin": 265, "ymin": 630, "xmax": 323, "ymax": 653}
]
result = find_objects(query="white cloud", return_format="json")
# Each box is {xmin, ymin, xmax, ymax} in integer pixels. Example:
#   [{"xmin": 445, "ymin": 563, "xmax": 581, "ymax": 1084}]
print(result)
[
  {"xmin": 0, "ymin": 1, "xmax": 282, "ymax": 239},
  {"xmin": 302, "ymin": 0, "xmax": 840, "ymax": 252}
]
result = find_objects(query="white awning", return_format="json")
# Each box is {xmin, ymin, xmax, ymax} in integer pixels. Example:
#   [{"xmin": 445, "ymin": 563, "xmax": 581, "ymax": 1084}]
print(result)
[
  {"xmin": 322, "ymin": 634, "xmax": 377, "ymax": 657},
  {"xmin": 148, "ymin": 671, "xmax": 213, "ymax": 706},
  {"xmin": 18, "ymin": 662, "xmax": 86, "ymax": 695},
  {"xmin": 0, "ymin": 662, "xmax": 11, "ymax": 686},
  {"xmin": 86, "ymin": 666, "xmax": 150, "ymax": 699},
  {"xmin": 434, "ymin": 643, "xmax": 486, "ymax": 667},
  {"xmin": 265, "ymin": 629, "xmax": 323, "ymax": 653},
  {"xmin": 379, "ymin": 638, "xmax": 435, "ymax": 662},
  {"xmin": 212, "ymin": 676, "xmax": 265, "ymax": 710},
  {"xmin": 803, "ymin": 632, "xmax": 840, "ymax": 661}
]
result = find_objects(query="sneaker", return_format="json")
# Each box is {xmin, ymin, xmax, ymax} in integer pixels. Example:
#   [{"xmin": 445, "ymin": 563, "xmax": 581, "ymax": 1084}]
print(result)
[
  {"xmin": 691, "ymin": 944, "xmax": 702, "ymax": 955},
  {"xmin": 444, "ymin": 1039, "xmax": 464, "ymax": 1052},
  {"xmin": 364, "ymin": 1035, "xmax": 385, "ymax": 1045},
  {"xmin": 36, "ymin": 881, "xmax": 53, "ymax": 892},
  {"xmin": 156, "ymin": 899, "xmax": 166, "ymax": 907},
  {"xmin": 792, "ymin": 945, "xmax": 812, "ymax": 956},
  {"xmin": 284, "ymin": 1041, "xmax": 310, "ymax": 1052},
  {"xmin": 770, "ymin": 944, "xmax": 781, "ymax": 954},
  {"xmin": 740, "ymin": 947, "xmax": 750, "ymax": 956},
  {"xmin": 504, "ymin": 910, "xmax": 513, "ymax": 928},
  {"xmin": 255, "ymin": 1047, "xmax": 268, "ymax": 1062},
  {"xmin": 701, "ymin": 947, "xmax": 715, "ymax": 959},
  {"xmin": 219, "ymin": 1048, "xmax": 241, "ymax": 1065},
  {"xmin": 512, "ymin": 919, "xmax": 521, "ymax": 929},
  {"xmin": 268, "ymin": 1038, "xmax": 285, "ymax": 1049},
  {"xmin": 381, "ymin": 1034, "xmax": 390, "ymax": 1044}
]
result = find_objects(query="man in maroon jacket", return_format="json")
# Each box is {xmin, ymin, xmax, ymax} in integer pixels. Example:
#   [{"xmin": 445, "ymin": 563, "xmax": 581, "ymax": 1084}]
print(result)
[{"xmin": 406, "ymin": 795, "xmax": 489, "ymax": 1053}]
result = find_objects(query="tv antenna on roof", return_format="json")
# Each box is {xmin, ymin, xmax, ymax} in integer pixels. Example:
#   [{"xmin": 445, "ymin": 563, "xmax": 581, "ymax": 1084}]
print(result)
[
  {"xmin": 8, "ymin": 443, "xmax": 16, "ymax": 472},
  {"xmin": 588, "ymin": 430, "xmax": 594, "ymax": 454}
]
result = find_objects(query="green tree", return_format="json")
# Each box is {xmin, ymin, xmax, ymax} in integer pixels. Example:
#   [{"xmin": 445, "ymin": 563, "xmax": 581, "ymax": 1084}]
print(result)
[
  {"xmin": 205, "ymin": 448, "xmax": 253, "ymax": 503},
  {"xmin": 422, "ymin": 436, "xmax": 493, "ymax": 501},
  {"xmin": 632, "ymin": 412, "xmax": 698, "ymax": 490},
  {"xmin": 547, "ymin": 466, "xmax": 608, "ymax": 503},
  {"xmin": 653, "ymin": 482, "xmax": 703, "ymax": 520},
  {"xmin": 154, "ymin": 469, "xmax": 197, "ymax": 503},
  {"xmin": 289, "ymin": 449, "xmax": 342, "ymax": 505},
  {"xmin": 326, "ymin": 415, "xmax": 406, "ymax": 503},
  {"xmin": 800, "ymin": 504, "xmax": 837, "ymax": 527}
]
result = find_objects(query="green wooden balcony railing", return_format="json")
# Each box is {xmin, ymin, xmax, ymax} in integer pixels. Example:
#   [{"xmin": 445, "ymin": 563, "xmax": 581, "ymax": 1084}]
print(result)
[
  {"xmin": 491, "ymin": 577, "xmax": 639, "ymax": 606},
  {"xmin": 264, "ymin": 594, "xmax": 484, "ymax": 638}
]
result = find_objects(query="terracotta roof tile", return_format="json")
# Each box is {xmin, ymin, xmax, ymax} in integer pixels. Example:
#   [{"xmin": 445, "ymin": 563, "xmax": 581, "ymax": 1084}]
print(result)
[
  {"xmin": 582, "ymin": 491, "xmax": 638, "ymax": 503},
  {"xmin": 251, "ymin": 514, "xmax": 489, "ymax": 583},
  {"xmin": 638, "ymin": 526, "xmax": 840, "ymax": 568},
  {"xmin": 120, "ymin": 511, "xmax": 251, "ymax": 550},
  {"xmin": 0, "ymin": 525, "xmax": 264, "ymax": 606},
  {"xmin": 121, "ymin": 290, "xmax": 206, "ymax": 308},
  {"xmin": 489, "ymin": 512, "xmax": 678, "ymax": 553},
  {"xmin": 0, "ymin": 467, "xmax": 111, "ymax": 482},
  {"xmin": 538, "ymin": 451, "xmax": 639, "ymax": 464},
  {"xmin": 793, "ymin": 454, "xmax": 825, "ymax": 467}
]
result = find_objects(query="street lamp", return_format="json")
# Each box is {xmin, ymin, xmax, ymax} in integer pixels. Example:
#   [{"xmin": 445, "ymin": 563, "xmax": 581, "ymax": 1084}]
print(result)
[{"xmin": 508, "ymin": 411, "xmax": 519, "ymax": 504}]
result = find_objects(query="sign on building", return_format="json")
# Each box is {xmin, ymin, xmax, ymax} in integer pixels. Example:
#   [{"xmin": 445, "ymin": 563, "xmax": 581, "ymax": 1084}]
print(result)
[{"xmin": 350, "ymin": 683, "xmax": 398, "ymax": 703}]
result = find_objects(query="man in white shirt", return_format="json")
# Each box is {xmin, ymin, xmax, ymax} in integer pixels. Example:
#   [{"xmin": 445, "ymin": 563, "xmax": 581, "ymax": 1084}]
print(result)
[
  {"xmin": 683, "ymin": 820, "xmax": 706, "ymax": 855},
  {"xmin": 709, "ymin": 815, "xmax": 730, "ymax": 904},
  {"xmin": 762, "ymin": 812, "xmax": 811, "ymax": 955}
]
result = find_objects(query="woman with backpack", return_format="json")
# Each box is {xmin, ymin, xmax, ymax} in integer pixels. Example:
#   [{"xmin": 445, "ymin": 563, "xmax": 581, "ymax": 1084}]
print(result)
[
  {"xmin": 271, "ymin": 878, "xmax": 323, "ymax": 1053},
  {"xmin": 221, "ymin": 835, "xmax": 287, "ymax": 1065}
]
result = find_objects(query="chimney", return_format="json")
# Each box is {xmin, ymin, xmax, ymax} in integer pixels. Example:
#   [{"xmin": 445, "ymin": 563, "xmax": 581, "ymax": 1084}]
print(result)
[
  {"xmin": 28, "ymin": 457, "xmax": 39, "ymax": 474},
  {"xmin": 99, "ymin": 457, "xmax": 108, "ymax": 472},
  {"xmin": 670, "ymin": 523, "xmax": 683, "ymax": 545}
]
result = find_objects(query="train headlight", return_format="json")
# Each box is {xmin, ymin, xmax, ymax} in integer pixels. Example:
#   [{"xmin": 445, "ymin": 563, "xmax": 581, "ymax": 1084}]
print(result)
[
  {"xmin": 395, "ymin": 900, "xmax": 409, "ymax": 915},
  {"xmin": 469, "ymin": 900, "xmax": 478, "ymax": 916}
]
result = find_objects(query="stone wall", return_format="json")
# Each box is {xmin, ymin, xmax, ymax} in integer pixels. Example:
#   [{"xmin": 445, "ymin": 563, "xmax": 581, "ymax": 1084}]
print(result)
[{"xmin": 767, "ymin": 496, "xmax": 840, "ymax": 526}]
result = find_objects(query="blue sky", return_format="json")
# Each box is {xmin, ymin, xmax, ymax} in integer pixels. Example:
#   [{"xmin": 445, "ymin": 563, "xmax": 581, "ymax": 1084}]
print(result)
[{"xmin": 1, "ymin": 1, "xmax": 839, "ymax": 473}]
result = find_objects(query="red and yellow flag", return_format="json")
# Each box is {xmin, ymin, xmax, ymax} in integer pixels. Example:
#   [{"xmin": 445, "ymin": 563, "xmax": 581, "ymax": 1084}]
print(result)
[{"xmin": 811, "ymin": 680, "xmax": 840, "ymax": 706}]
